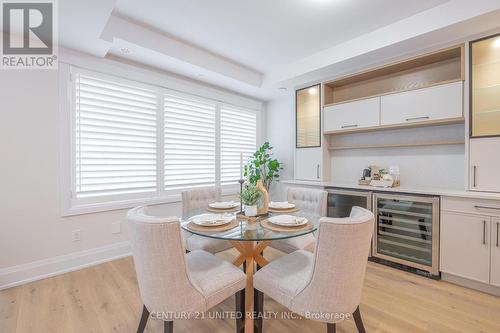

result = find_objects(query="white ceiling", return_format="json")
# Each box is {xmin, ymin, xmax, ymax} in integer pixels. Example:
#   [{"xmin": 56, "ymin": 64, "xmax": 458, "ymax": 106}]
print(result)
[
  {"xmin": 58, "ymin": 0, "xmax": 500, "ymax": 101},
  {"xmin": 114, "ymin": 0, "xmax": 448, "ymax": 73}
]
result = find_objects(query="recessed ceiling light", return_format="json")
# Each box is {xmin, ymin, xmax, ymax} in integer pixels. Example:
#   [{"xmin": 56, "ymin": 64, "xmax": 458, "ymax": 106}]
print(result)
[
  {"xmin": 308, "ymin": 87, "xmax": 317, "ymax": 95},
  {"xmin": 120, "ymin": 47, "xmax": 130, "ymax": 54},
  {"xmin": 493, "ymin": 37, "xmax": 500, "ymax": 48}
]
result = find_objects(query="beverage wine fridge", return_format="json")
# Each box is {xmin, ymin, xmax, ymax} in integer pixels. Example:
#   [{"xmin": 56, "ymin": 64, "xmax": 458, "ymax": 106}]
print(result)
[{"xmin": 372, "ymin": 193, "xmax": 440, "ymax": 276}]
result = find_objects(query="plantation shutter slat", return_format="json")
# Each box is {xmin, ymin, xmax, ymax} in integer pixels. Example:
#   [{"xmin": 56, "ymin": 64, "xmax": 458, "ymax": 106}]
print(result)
[
  {"xmin": 75, "ymin": 73, "xmax": 158, "ymax": 199},
  {"xmin": 220, "ymin": 105, "xmax": 257, "ymax": 185},
  {"xmin": 164, "ymin": 93, "xmax": 216, "ymax": 191}
]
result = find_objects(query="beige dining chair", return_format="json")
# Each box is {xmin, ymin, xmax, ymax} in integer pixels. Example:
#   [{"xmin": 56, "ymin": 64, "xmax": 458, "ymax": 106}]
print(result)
[
  {"xmin": 127, "ymin": 206, "xmax": 246, "ymax": 333},
  {"xmin": 254, "ymin": 207, "xmax": 374, "ymax": 333},
  {"xmin": 182, "ymin": 186, "xmax": 233, "ymax": 253},
  {"xmin": 269, "ymin": 187, "xmax": 328, "ymax": 253}
]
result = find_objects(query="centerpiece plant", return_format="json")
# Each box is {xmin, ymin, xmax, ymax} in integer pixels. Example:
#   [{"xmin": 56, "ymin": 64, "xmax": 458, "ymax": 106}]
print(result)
[{"xmin": 240, "ymin": 185, "xmax": 262, "ymax": 217}]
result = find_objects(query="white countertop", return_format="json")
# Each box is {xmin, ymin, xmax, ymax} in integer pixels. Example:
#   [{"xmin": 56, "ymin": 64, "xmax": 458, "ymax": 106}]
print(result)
[{"xmin": 282, "ymin": 180, "xmax": 500, "ymax": 201}]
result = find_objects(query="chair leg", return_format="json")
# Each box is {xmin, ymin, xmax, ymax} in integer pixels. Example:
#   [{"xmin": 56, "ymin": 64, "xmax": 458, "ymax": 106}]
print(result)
[
  {"xmin": 254, "ymin": 289, "xmax": 264, "ymax": 333},
  {"xmin": 353, "ymin": 306, "xmax": 366, "ymax": 333},
  {"xmin": 235, "ymin": 290, "xmax": 245, "ymax": 333},
  {"xmin": 327, "ymin": 322, "xmax": 336, "ymax": 333},
  {"xmin": 164, "ymin": 321, "xmax": 173, "ymax": 333},
  {"xmin": 137, "ymin": 305, "xmax": 149, "ymax": 333}
]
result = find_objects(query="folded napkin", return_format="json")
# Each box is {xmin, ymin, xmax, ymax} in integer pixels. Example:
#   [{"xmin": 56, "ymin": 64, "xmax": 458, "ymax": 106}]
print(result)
[
  {"xmin": 193, "ymin": 213, "xmax": 232, "ymax": 225},
  {"xmin": 210, "ymin": 201, "xmax": 236, "ymax": 209},
  {"xmin": 270, "ymin": 201, "xmax": 294, "ymax": 209},
  {"xmin": 293, "ymin": 217, "xmax": 308, "ymax": 225},
  {"xmin": 268, "ymin": 214, "xmax": 307, "ymax": 226}
]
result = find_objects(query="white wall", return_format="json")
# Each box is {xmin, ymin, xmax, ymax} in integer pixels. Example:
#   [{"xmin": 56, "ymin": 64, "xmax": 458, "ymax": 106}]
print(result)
[
  {"xmin": 0, "ymin": 52, "xmax": 261, "ymax": 289},
  {"xmin": 264, "ymin": 95, "xmax": 295, "ymax": 201}
]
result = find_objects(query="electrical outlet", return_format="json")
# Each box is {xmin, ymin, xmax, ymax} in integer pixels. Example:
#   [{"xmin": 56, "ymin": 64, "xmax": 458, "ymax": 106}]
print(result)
[
  {"xmin": 112, "ymin": 221, "xmax": 121, "ymax": 234},
  {"xmin": 72, "ymin": 229, "xmax": 82, "ymax": 242}
]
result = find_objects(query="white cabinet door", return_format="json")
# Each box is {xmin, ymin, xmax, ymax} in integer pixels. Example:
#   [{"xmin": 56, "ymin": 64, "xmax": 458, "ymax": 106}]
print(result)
[
  {"xmin": 381, "ymin": 82, "xmax": 463, "ymax": 126},
  {"xmin": 470, "ymin": 137, "xmax": 500, "ymax": 192},
  {"xmin": 295, "ymin": 148, "xmax": 322, "ymax": 182},
  {"xmin": 491, "ymin": 218, "xmax": 500, "ymax": 287},
  {"xmin": 440, "ymin": 212, "xmax": 490, "ymax": 283},
  {"xmin": 323, "ymin": 97, "xmax": 380, "ymax": 132}
]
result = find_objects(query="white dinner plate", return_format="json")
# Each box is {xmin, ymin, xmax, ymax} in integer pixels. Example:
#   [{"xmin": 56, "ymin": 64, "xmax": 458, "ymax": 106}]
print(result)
[
  {"xmin": 267, "ymin": 215, "xmax": 308, "ymax": 227},
  {"xmin": 191, "ymin": 213, "xmax": 234, "ymax": 226},
  {"xmin": 208, "ymin": 201, "xmax": 239, "ymax": 209},
  {"xmin": 269, "ymin": 201, "xmax": 295, "ymax": 209}
]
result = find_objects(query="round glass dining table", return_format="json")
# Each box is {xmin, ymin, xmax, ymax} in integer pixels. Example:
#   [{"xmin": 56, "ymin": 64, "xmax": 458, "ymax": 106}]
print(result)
[{"xmin": 181, "ymin": 212, "xmax": 318, "ymax": 333}]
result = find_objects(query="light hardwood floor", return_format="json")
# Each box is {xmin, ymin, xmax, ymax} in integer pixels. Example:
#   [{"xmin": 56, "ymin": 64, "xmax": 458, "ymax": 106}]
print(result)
[{"xmin": 2, "ymin": 248, "xmax": 500, "ymax": 333}]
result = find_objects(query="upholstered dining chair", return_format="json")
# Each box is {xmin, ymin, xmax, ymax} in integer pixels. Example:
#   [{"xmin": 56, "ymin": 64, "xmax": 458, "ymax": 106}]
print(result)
[
  {"xmin": 254, "ymin": 206, "xmax": 374, "ymax": 333},
  {"xmin": 269, "ymin": 187, "xmax": 328, "ymax": 253},
  {"xmin": 181, "ymin": 186, "xmax": 233, "ymax": 253},
  {"xmin": 127, "ymin": 206, "xmax": 246, "ymax": 333}
]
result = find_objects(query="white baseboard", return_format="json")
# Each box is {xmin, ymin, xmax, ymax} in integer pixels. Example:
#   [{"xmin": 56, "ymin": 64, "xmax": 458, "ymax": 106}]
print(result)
[
  {"xmin": 0, "ymin": 241, "xmax": 131, "ymax": 290},
  {"xmin": 442, "ymin": 273, "xmax": 500, "ymax": 297}
]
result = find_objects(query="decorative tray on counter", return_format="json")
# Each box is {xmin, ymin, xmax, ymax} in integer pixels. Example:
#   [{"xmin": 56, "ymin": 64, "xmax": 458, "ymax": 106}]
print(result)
[{"xmin": 358, "ymin": 179, "xmax": 400, "ymax": 188}]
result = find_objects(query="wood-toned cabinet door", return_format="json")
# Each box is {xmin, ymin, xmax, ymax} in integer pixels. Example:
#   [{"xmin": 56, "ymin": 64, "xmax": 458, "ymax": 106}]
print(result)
[
  {"xmin": 440, "ymin": 212, "xmax": 490, "ymax": 283},
  {"xmin": 380, "ymin": 82, "xmax": 463, "ymax": 126},
  {"xmin": 471, "ymin": 34, "xmax": 500, "ymax": 138},
  {"xmin": 294, "ymin": 148, "xmax": 322, "ymax": 182},
  {"xmin": 491, "ymin": 218, "xmax": 500, "ymax": 287},
  {"xmin": 470, "ymin": 137, "xmax": 500, "ymax": 192}
]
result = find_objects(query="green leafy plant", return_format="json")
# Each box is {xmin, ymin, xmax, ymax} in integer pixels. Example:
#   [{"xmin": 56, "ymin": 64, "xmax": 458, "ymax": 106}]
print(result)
[
  {"xmin": 240, "ymin": 185, "xmax": 262, "ymax": 206},
  {"xmin": 244, "ymin": 142, "xmax": 282, "ymax": 191}
]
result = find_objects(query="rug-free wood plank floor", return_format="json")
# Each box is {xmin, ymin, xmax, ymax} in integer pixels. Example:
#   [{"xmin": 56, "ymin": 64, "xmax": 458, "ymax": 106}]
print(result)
[{"xmin": 2, "ymin": 248, "xmax": 500, "ymax": 333}]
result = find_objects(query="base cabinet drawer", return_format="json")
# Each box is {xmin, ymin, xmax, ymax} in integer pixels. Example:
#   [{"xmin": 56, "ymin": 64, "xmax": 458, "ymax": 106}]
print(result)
[
  {"xmin": 323, "ymin": 97, "xmax": 380, "ymax": 132},
  {"xmin": 440, "ymin": 212, "xmax": 490, "ymax": 284},
  {"xmin": 441, "ymin": 196, "xmax": 500, "ymax": 216}
]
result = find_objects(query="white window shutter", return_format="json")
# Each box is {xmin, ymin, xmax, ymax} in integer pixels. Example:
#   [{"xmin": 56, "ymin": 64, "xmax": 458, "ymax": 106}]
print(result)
[
  {"xmin": 220, "ymin": 105, "xmax": 257, "ymax": 185},
  {"xmin": 164, "ymin": 93, "xmax": 216, "ymax": 191},
  {"xmin": 74, "ymin": 73, "xmax": 158, "ymax": 199}
]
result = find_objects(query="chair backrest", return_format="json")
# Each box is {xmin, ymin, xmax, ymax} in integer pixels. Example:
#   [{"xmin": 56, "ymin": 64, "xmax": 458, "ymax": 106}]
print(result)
[
  {"xmin": 287, "ymin": 187, "xmax": 328, "ymax": 217},
  {"xmin": 127, "ymin": 206, "xmax": 205, "ymax": 314},
  {"xmin": 182, "ymin": 186, "xmax": 222, "ymax": 219},
  {"xmin": 291, "ymin": 206, "xmax": 374, "ymax": 317}
]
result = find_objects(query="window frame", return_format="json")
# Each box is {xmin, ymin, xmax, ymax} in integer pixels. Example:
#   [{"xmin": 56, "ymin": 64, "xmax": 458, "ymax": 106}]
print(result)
[{"xmin": 60, "ymin": 64, "xmax": 262, "ymax": 216}]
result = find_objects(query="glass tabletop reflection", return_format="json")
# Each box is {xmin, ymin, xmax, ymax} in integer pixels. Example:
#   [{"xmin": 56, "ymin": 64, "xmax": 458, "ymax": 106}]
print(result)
[{"xmin": 181, "ymin": 212, "xmax": 318, "ymax": 241}]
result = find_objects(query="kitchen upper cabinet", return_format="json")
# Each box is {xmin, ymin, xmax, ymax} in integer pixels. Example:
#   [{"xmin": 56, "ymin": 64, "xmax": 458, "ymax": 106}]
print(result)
[
  {"xmin": 440, "ymin": 212, "xmax": 490, "ymax": 284},
  {"xmin": 491, "ymin": 217, "xmax": 500, "ymax": 287},
  {"xmin": 323, "ymin": 97, "xmax": 380, "ymax": 133},
  {"xmin": 470, "ymin": 137, "xmax": 500, "ymax": 192},
  {"xmin": 471, "ymin": 34, "xmax": 500, "ymax": 138},
  {"xmin": 296, "ymin": 85, "xmax": 321, "ymax": 148},
  {"xmin": 294, "ymin": 147, "xmax": 322, "ymax": 182},
  {"xmin": 380, "ymin": 82, "xmax": 463, "ymax": 126}
]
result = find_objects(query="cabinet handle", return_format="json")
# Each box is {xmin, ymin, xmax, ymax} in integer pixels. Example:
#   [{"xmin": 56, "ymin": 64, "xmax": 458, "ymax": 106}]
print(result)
[
  {"xmin": 474, "ymin": 205, "xmax": 500, "ymax": 211},
  {"xmin": 341, "ymin": 124, "xmax": 358, "ymax": 129},
  {"xmin": 497, "ymin": 222, "xmax": 499, "ymax": 248},
  {"xmin": 316, "ymin": 164, "xmax": 320, "ymax": 179},
  {"xmin": 483, "ymin": 220, "xmax": 486, "ymax": 245},
  {"xmin": 405, "ymin": 116, "xmax": 430, "ymax": 122},
  {"xmin": 473, "ymin": 165, "xmax": 477, "ymax": 188}
]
